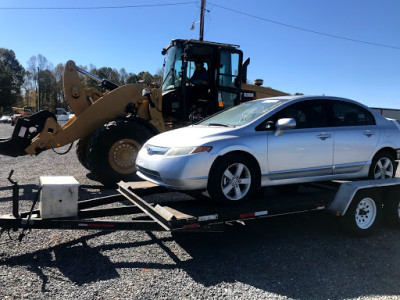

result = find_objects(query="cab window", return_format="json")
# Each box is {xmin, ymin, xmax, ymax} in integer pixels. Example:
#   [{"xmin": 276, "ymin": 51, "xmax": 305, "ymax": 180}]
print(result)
[
  {"xmin": 187, "ymin": 60, "xmax": 209, "ymax": 81},
  {"xmin": 219, "ymin": 50, "xmax": 240, "ymax": 88}
]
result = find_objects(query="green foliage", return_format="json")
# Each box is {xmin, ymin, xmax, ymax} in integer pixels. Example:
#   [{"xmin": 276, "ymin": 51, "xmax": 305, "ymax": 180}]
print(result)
[
  {"xmin": 126, "ymin": 73, "xmax": 139, "ymax": 84},
  {"xmin": 0, "ymin": 48, "xmax": 24, "ymax": 108},
  {"xmin": 1, "ymin": 49, "xmax": 164, "ymax": 112},
  {"xmin": 138, "ymin": 71, "xmax": 154, "ymax": 84},
  {"xmin": 83, "ymin": 67, "xmax": 121, "ymax": 92},
  {"xmin": 38, "ymin": 69, "xmax": 57, "ymax": 111}
]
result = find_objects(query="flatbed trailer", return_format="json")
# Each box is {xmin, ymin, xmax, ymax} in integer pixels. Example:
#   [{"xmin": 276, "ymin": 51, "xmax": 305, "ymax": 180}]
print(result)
[{"xmin": 1, "ymin": 174, "xmax": 400, "ymax": 240}]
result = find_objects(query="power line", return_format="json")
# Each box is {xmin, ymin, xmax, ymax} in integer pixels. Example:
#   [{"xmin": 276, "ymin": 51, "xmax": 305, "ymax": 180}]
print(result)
[
  {"xmin": 209, "ymin": 2, "xmax": 400, "ymax": 50},
  {"xmin": 0, "ymin": 1, "xmax": 197, "ymax": 10}
]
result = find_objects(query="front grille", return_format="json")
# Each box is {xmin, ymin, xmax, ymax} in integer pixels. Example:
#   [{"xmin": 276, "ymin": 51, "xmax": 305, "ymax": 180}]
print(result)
[{"xmin": 137, "ymin": 165, "xmax": 161, "ymax": 181}]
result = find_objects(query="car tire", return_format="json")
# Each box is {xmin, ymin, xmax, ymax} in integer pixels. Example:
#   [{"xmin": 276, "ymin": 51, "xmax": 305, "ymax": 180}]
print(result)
[
  {"xmin": 86, "ymin": 119, "xmax": 155, "ymax": 188},
  {"xmin": 76, "ymin": 135, "xmax": 92, "ymax": 170},
  {"xmin": 368, "ymin": 151, "xmax": 396, "ymax": 180},
  {"xmin": 340, "ymin": 190, "xmax": 382, "ymax": 237},
  {"xmin": 208, "ymin": 153, "xmax": 260, "ymax": 205},
  {"xmin": 383, "ymin": 197, "xmax": 400, "ymax": 228}
]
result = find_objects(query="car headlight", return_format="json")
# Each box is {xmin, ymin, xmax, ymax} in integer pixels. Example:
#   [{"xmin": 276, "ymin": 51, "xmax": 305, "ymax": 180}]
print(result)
[{"xmin": 165, "ymin": 146, "xmax": 213, "ymax": 157}]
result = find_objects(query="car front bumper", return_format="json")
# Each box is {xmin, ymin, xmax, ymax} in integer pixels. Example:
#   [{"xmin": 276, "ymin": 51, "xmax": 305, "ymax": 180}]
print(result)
[{"xmin": 135, "ymin": 150, "xmax": 215, "ymax": 191}]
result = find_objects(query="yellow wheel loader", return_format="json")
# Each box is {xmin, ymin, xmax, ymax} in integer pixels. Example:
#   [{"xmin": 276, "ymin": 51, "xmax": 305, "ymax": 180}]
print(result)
[{"xmin": 0, "ymin": 39, "xmax": 287, "ymax": 187}]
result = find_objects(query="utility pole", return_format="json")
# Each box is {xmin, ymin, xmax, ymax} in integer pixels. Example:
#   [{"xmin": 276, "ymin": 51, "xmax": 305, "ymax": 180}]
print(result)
[
  {"xmin": 199, "ymin": 0, "xmax": 206, "ymax": 41},
  {"xmin": 37, "ymin": 67, "xmax": 40, "ymax": 112}
]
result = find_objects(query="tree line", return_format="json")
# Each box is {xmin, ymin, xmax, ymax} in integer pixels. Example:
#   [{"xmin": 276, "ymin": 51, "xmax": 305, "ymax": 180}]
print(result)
[{"xmin": 0, "ymin": 48, "xmax": 162, "ymax": 114}]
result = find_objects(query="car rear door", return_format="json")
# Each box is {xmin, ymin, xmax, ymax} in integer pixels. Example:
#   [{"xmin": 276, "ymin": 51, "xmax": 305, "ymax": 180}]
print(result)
[{"xmin": 330, "ymin": 101, "xmax": 380, "ymax": 174}]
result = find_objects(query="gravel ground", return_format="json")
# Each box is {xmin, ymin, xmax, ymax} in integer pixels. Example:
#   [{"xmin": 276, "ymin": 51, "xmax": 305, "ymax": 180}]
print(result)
[{"xmin": 1, "ymin": 123, "xmax": 400, "ymax": 300}]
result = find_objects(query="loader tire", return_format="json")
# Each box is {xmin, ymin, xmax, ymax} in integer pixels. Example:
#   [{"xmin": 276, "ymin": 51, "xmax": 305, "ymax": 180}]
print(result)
[
  {"xmin": 86, "ymin": 119, "xmax": 156, "ymax": 188},
  {"xmin": 76, "ymin": 135, "xmax": 91, "ymax": 170}
]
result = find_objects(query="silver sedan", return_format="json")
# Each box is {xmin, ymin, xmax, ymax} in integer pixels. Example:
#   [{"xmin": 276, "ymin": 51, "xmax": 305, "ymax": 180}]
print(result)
[{"xmin": 136, "ymin": 96, "xmax": 400, "ymax": 204}]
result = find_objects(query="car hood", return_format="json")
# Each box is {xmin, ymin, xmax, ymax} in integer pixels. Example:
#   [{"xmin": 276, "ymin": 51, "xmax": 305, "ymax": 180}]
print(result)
[{"xmin": 146, "ymin": 125, "xmax": 239, "ymax": 147}]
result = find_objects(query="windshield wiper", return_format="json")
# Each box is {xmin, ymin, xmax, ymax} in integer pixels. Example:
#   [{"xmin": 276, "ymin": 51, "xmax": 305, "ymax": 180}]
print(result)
[{"xmin": 207, "ymin": 123, "xmax": 231, "ymax": 127}]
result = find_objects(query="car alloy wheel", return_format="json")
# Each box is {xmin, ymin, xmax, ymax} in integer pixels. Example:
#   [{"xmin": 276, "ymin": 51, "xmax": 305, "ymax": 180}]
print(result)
[
  {"xmin": 221, "ymin": 162, "xmax": 252, "ymax": 201},
  {"xmin": 369, "ymin": 151, "xmax": 396, "ymax": 180},
  {"xmin": 373, "ymin": 157, "xmax": 394, "ymax": 179},
  {"xmin": 208, "ymin": 153, "xmax": 260, "ymax": 204}
]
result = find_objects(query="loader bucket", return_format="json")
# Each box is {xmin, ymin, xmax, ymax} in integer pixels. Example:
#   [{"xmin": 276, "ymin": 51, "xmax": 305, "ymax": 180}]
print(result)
[{"xmin": 0, "ymin": 110, "xmax": 56, "ymax": 157}]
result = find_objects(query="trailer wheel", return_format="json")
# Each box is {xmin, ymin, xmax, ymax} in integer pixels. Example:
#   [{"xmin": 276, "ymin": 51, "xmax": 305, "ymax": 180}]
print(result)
[
  {"xmin": 86, "ymin": 119, "xmax": 155, "ymax": 187},
  {"xmin": 340, "ymin": 190, "xmax": 382, "ymax": 237},
  {"xmin": 368, "ymin": 151, "xmax": 395, "ymax": 180},
  {"xmin": 208, "ymin": 153, "xmax": 260, "ymax": 204},
  {"xmin": 383, "ymin": 197, "xmax": 400, "ymax": 228},
  {"xmin": 76, "ymin": 135, "xmax": 91, "ymax": 170}
]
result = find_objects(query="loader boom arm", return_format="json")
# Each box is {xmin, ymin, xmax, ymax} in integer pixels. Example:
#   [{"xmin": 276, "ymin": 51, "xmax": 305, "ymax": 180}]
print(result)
[{"xmin": 0, "ymin": 60, "xmax": 165, "ymax": 157}]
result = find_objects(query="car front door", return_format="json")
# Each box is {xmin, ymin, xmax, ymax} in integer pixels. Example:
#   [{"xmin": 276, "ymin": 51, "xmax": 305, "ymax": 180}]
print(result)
[
  {"xmin": 266, "ymin": 100, "xmax": 334, "ymax": 180},
  {"xmin": 330, "ymin": 101, "xmax": 380, "ymax": 174}
]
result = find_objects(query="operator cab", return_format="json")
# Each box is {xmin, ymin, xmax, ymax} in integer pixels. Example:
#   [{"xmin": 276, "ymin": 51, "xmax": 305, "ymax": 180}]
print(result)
[{"xmin": 161, "ymin": 39, "xmax": 245, "ymax": 124}]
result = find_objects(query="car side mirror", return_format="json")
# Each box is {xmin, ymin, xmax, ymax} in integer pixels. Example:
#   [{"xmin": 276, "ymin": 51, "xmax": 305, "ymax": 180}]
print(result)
[{"xmin": 274, "ymin": 118, "xmax": 296, "ymax": 136}]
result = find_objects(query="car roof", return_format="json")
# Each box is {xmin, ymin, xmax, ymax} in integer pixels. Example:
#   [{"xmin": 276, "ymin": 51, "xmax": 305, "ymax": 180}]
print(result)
[
  {"xmin": 240, "ymin": 95, "xmax": 376, "ymax": 127},
  {"xmin": 255, "ymin": 95, "xmax": 369, "ymax": 108},
  {"xmin": 262, "ymin": 95, "xmax": 352, "ymax": 101}
]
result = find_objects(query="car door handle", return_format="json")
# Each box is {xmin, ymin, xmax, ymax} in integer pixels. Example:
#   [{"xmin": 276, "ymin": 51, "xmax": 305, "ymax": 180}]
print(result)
[
  {"xmin": 364, "ymin": 131, "xmax": 375, "ymax": 137},
  {"xmin": 317, "ymin": 133, "xmax": 332, "ymax": 140}
]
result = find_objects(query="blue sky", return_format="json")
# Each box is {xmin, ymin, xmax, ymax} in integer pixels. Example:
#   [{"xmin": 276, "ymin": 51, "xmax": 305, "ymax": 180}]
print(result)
[{"xmin": 0, "ymin": 0, "xmax": 399, "ymax": 108}]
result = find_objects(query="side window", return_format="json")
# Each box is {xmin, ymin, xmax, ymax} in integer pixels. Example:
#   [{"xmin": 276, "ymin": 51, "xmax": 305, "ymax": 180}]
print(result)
[
  {"xmin": 332, "ymin": 102, "xmax": 376, "ymax": 126},
  {"xmin": 277, "ymin": 101, "xmax": 328, "ymax": 129},
  {"xmin": 258, "ymin": 101, "xmax": 328, "ymax": 131},
  {"xmin": 187, "ymin": 60, "xmax": 209, "ymax": 81},
  {"xmin": 219, "ymin": 50, "xmax": 240, "ymax": 88}
]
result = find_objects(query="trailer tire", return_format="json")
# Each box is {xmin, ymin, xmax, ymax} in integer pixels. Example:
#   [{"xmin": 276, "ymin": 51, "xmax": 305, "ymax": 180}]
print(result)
[
  {"xmin": 76, "ymin": 135, "xmax": 91, "ymax": 170},
  {"xmin": 86, "ymin": 119, "xmax": 155, "ymax": 188},
  {"xmin": 208, "ymin": 153, "xmax": 260, "ymax": 205},
  {"xmin": 383, "ymin": 197, "xmax": 400, "ymax": 228},
  {"xmin": 368, "ymin": 151, "xmax": 396, "ymax": 180},
  {"xmin": 340, "ymin": 190, "xmax": 382, "ymax": 237}
]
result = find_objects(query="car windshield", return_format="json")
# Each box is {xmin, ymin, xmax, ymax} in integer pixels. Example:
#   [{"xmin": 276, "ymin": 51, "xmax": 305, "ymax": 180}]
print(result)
[{"xmin": 198, "ymin": 99, "xmax": 284, "ymax": 127}]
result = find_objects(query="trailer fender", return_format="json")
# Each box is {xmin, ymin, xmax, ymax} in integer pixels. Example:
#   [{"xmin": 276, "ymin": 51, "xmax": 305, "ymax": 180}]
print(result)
[{"xmin": 327, "ymin": 178, "xmax": 400, "ymax": 216}]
